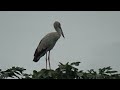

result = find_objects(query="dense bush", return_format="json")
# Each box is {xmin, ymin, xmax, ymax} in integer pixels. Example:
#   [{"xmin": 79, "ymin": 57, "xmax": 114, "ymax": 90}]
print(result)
[{"xmin": 0, "ymin": 62, "xmax": 120, "ymax": 79}]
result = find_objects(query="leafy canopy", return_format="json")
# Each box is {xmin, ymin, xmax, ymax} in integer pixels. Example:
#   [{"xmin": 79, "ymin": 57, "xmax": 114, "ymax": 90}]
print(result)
[{"xmin": 0, "ymin": 62, "xmax": 120, "ymax": 79}]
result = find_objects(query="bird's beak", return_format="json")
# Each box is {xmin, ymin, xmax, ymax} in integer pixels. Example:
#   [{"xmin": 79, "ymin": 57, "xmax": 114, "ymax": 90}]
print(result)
[
  {"xmin": 61, "ymin": 30, "xmax": 65, "ymax": 38},
  {"xmin": 59, "ymin": 26, "xmax": 65, "ymax": 38}
]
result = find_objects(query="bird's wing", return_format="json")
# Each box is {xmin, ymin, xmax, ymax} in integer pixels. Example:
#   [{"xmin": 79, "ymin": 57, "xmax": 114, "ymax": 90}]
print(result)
[
  {"xmin": 33, "ymin": 32, "xmax": 57, "ymax": 62},
  {"xmin": 33, "ymin": 39, "xmax": 49, "ymax": 62},
  {"xmin": 34, "ymin": 46, "xmax": 48, "ymax": 57},
  {"xmin": 34, "ymin": 39, "xmax": 44, "ymax": 57},
  {"xmin": 34, "ymin": 48, "xmax": 38, "ymax": 57},
  {"xmin": 34, "ymin": 38, "xmax": 49, "ymax": 57}
]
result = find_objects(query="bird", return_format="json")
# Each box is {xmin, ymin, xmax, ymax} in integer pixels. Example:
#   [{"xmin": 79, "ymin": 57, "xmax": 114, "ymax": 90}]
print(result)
[{"xmin": 33, "ymin": 21, "xmax": 65, "ymax": 69}]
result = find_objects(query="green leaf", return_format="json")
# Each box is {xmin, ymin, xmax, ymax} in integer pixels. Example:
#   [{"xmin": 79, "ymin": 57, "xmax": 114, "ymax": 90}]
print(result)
[
  {"xmin": 77, "ymin": 72, "xmax": 83, "ymax": 77},
  {"xmin": 106, "ymin": 71, "xmax": 118, "ymax": 74},
  {"xmin": 105, "ymin": 66, "xmax": 112, "ymax": 70},
  {"xmin": 59, "ymin": 62, "xmax": 64, "ymax": 65},
  {"xmin": 14, "ymin": 71, "xmax": 21, "ymax": 75},
  {"xmin": 71, "ymin": 62, "xmax": 81, "ymax": 66}
]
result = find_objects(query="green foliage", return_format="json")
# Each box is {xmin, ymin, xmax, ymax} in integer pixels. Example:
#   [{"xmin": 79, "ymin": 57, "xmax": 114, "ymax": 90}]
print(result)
[
  {"xmin": 32, "ymin": 69, "xmax": 56, "ymax": 79},
  {"xmin": 0, "ymin": 67, "xmax": 31, "ymax": 79},
  {"xmin": 0, "ymin": 62, "xmax": 120, "ymax": 79}
]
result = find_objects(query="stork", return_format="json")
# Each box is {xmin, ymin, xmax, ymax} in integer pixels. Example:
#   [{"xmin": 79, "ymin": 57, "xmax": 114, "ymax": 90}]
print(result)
[{"xmin": 33, "ymin": 21, "xmax": 65, "ymax": 69}]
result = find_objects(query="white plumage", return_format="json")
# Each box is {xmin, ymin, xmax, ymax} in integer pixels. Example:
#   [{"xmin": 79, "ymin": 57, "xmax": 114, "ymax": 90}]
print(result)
[{"xmin": 33, "ymin": 21, "xmax": 65, "ymax": 69}]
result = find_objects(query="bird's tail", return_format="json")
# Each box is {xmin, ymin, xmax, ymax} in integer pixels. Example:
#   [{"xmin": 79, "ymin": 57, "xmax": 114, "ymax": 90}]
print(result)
[
  {"xmin": 33, "ymin": 56, "xmax": 40, "ymax": 62},
  {"xmin": 33, "ymin": 48, "xmax": 47, "ymax": 62}
]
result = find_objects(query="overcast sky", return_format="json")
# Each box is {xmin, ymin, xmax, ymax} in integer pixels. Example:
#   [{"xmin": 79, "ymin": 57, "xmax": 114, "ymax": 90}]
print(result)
[{"xmin": 0, "ymin": 11, "xmax": 120, "ymax": 73}]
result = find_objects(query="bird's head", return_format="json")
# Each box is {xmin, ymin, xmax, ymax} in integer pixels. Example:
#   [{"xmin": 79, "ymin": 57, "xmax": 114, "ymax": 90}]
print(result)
[{"xmin": 54, "ymin": 21, "xmax": 65, "ymax": 38}]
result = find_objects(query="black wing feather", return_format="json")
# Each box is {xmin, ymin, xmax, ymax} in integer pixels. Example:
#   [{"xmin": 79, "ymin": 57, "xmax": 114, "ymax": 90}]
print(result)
[{"xmin": 33, "ymin": 47, "xmax": 48, "ymax": 62}]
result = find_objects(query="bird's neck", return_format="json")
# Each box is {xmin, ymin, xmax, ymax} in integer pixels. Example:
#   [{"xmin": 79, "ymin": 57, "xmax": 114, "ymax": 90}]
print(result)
[{"xmin": 56, "ymin": 28, "xmax": 62, "ymax": 37}]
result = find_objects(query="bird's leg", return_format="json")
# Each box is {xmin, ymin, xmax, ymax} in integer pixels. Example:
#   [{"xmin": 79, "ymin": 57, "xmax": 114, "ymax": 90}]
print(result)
[
  {"xmin": 48, "ymin": 51, "xmax": 51, "ymax": 69},
  {"xmin": 46, "ymin": 52, "xmax": 47, "ymax": 69}
]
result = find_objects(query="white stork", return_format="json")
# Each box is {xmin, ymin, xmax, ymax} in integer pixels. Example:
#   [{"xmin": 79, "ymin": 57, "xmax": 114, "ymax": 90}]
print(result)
[{"xmin": 33, "ymin": 21, "xmax": 65, "ymax": 69}]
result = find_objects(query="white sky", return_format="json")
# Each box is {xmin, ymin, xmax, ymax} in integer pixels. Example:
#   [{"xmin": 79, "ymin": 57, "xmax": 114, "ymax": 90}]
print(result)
[{"xmin": 0, "ymin": 11, "xmax": 120, "ymax": 73}]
